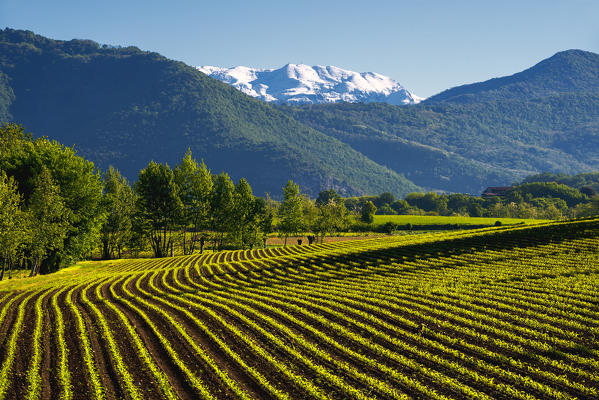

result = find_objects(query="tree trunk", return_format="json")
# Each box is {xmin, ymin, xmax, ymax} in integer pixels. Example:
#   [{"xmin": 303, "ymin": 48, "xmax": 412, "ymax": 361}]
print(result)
[
  {"xmin": 0, "ymin": 258, "xmax": 5, "ymax": 281},
  {"xmin": 29, "ymin": 258, "xmax": 37, "ymax": 277},
  {"xmin": 284, "ymin": 235, "xmax": 288, "ymax": 247},
  {"xmin": 102, "ymin": 237, "xmax": 110, "ymax": 259}
]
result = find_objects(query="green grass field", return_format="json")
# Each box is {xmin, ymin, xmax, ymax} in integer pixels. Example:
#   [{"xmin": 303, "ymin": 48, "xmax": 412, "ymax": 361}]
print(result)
[{"xmin": 372, "ymin": 214, "xmax": 550, "ymax": 227}]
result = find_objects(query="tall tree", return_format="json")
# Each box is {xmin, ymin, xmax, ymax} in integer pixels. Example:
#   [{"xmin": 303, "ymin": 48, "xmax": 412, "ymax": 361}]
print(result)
[
  {"xmin": 232, "ymin": 178, "xmax": 257, "ymax": 248},
  {"xmin": 254, "ymin": 197, "xmax": 275, "ymax": 249},
  {"xmin": 134, "ymin": 162, "xmax": 182, "ymax": 258},
  {"xmin": 361, "ymin": 201, "xmax": 377, "ymax": 223},
  {"xmin": 0, "ymin": 171, "xmax": 25, "ymax": 280},
  {"xmin": 27, "ymin": 167, "xmax": 69, "ymax": 276},
  {"xmin": 316, "ymin": 189, "xmax": 342, "ymax": 206},
  {"xmin": 210, "ymin": 172, "xmax": 235, "ymax": 250},
  {"xmin": 278, "ymin": 180, "xmax": 304, "ymax": 246},
  {"xmin": 0, "ymin": 123, "xmax": 104, "ymax": 273},
  {"xmin": 174, "ymin": 150, "xmax": 213, "ymax": 255},
  {"xmin": 314, "ymin": 198, "xmax": 350, "ymax": 243},
  {"xmin": 101, "ymin": 166, "xmax": 135, "ymax": 259}
]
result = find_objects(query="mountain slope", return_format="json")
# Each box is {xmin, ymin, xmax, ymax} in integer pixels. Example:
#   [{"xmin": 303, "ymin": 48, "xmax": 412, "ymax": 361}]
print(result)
[
  {"xmin": 197, "ymin": 64, "xmax": 422, "ymax": 105},
  {"xmin": 427, "ymin": 50, "xmax": 599, "ymax": 103},
  {"xmin": 0, "ymin": 29, "xmax": 420, "ymax": 198},
  {"xmin": 282, "ymin": 75, "xmax": 599, "ymax": 192}
]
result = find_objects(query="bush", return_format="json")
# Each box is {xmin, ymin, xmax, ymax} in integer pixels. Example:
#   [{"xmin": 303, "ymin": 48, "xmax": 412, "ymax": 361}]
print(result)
[{"xmin": 381, "ymin": 221, "xmax": 398, "ymax": 234}]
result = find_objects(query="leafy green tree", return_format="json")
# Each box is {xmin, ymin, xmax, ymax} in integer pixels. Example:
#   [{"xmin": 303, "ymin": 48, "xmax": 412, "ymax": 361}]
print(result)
[
  {"xmin": 0, "ymin": 172, "xmax": 25, "ymax": 280},
  {"xmin": 174, "ymin": 150, "xmax": 213, "ymax": 254},
  {"xmin": 508, "ymin": 182, "xmax": 588, "ymax": 207},
  {"xmin": 360, "ymin": 201, "xmax": 377, "ymax": 223},
  {"xmin": 572, "ymin": 197, "xmax": 599, "ymax": 218},
  {"xmin": 390, "ymin": 199, "xmax": 412, "ymax": 214},
  {"xmin": 0, "ymin": 123, "xmax": 104, "ymax": 273},
  {"xmin": 314, "ymin": 198, "xmax": 350, "ymax": 243},
  {"xmin": 101, "ymin": 166, "xmax": 135, "ymax": 259},
  {"xmin": 376, "ymin": 204, "xmax": 397, "ymax": 215},
  {"xmin": 210, "ymin": 172, "xmax": 236, "ymax": 250},
  {"xmin": 254, "ymin": 196, "xmax": 275, "ymax": 248},
  {"xmin": 302, "ymin": 196, "xmax": 318, "ymax": 233},
  {"xmin": 134, "ymin": 162, "xmax": 182, "ymax": 257},
  {"xmin": 232, "ymin": 178, "xmax": 258, "ymax": 248},
  {"xmin": 375, "ymin": 192, "xmax": 395, "ymax": 207},
  {"xmin": 278, "ymin": 180, "xmax": 304, "ymax": 246},
  {"xmin": 27, "ymin": 167, "xmax": 69, "ymax": 276},
  {"xmin": 316, "ymin": 189, "xmax": 342, "ymax": 206},
  {"xmin": 405, "ymin": 192, "xmax": 448, "ymax": 215}
]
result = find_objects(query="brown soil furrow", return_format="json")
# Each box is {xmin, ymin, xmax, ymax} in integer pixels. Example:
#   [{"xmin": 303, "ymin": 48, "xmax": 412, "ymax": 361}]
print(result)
[
  {"xmin": 90, "ymin": 280, "xmax": 165, "ymax": 399},
  {"xmin": 203, "ymin": 289, "xmax": 413, "ymax": 400},
  {"xmin": 8, "ymin": 290, "xmax": 47, "ymax": 399},
  {"xmin": 103, "ymin": 281, "xmax": 197, "ymax": 400},
  {"xmin": 41, "ymin": 289, "xmax": 60, "ymax": 400},
  {"xmin": 112, "ymin": 277, "xmax": 236, "ymax": 399},
  {"xmin": 58, "ymin": 288, "xmax": 93, "ymax": 400},
  {"xmin": 254, "ymin": 286, "xmax": 585, "ymax": 400},
  {"xmin": 141, "ymin": 279, "xmax": 340, "ymax": 399},
  {"xmin": 231, "ymin": 287, "xmax": 465, "ymax": 400},
  {"xmin": 73, "ymin": 285, "xmax": 122, "ymax": 399},
  {"xmin": 0, "ymin": 293, "xmax": 22, "ymax": 362},
  {"xmin": 131, "ymin": 277, "xmax": 299, "ymax": 400}
]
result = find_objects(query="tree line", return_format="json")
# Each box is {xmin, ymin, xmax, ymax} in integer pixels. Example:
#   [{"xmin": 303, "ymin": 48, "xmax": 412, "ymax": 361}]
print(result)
[
  {"xmin": 4, "ymin": 122, "xmax": 598, "ymax": 279},
  {"xmin": 349, "ymin": 182, "xmax": 599, "ymax": 223},
  {"xmin": 0, "ymin": 123, "xmax": 351, "ymax": 278}
]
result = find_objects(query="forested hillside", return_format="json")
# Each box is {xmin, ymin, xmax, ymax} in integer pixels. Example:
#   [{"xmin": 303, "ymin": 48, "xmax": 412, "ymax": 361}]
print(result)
[
  {"xmin": 2, "ymin": 28, "xmax": 599, "ymax": 195},
  {"xmin": 284, "ymin": 73, "xmax": 599, "ymax": 192},
  {"xmin": 0, "ymin": 29, "xmax": 419, "ymax": 198},
  {"xmin": 427, "ymin": 49, "xmax": 599, "ymax": 103}
]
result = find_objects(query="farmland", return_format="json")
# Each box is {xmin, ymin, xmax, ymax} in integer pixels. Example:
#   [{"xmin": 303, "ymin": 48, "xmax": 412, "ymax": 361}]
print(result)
[
  {"xmin": 0, "ymin": 219, "xmax": 598, "ymax": 399},
  {"xmin": 371, "ymin": 215, "xmax": 549, "ymax": 228}
]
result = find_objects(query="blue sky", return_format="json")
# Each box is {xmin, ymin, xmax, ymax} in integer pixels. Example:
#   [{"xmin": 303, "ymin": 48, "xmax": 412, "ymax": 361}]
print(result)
[{"xmin": 1, "ymin": 0, "xmax": 598, "ymax": 97}]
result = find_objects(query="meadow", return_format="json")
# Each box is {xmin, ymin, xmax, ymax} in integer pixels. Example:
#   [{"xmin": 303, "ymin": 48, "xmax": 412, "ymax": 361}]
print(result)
[
  {"xmin": 0, "ymin": 219, "xmax": 597, "ymax": 399},
  {"xmin": 372, "ymin": 215, "xmax": 549, "ymax": 228}
]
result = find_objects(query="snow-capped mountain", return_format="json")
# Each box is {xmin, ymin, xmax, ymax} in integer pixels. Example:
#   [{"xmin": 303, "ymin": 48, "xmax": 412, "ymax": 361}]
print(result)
[{"xmin": 197, "ymin": 64, "xmax": 423, "ymax": 105}]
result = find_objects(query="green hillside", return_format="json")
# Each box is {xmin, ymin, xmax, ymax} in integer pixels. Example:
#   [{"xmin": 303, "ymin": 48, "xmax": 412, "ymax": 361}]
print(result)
[
  {"xmin": 280, "ymin": 49, "xmax": 599, "ymax": 193},
  {"xmin": 427, "ymin": 49, "xmax": 599, "ymax": 103},
  {"xmin": 284, "ymin": 90, "xmax": 599, "ymax": 193},
  {"xmin": 3, "ymin": 29, "xmax": 599, "ymax": 196},
  {"xmin": 0, "ymin": 29, "xmax": 419, "ymax": 198}
]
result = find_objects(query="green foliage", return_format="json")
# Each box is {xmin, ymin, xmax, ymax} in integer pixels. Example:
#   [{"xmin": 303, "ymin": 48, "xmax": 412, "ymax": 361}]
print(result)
[
  {"xmin": 134, "ymin": 162, "xmax": 182, "ymax": 257},
  {"xmin": 405, "ymin": 192, "xmax": 449, "ymax": 215},
  {"xmin": 360, "ymin": 201, "xmax": 377, "ymax": 223},
  {"xmin": 0, "ymin": 123, "xmax": 104, "ymax": 272},
  {"xmin": 232, "ymin": 178, "xmax": 261, "ymax": 249},
  {"xmin": 507, "ymin": 182, "xmax": 588, "ymax": 207},
  {"xmin": 210, "ymin": 172, "xmax": 236, "ymax": 248},
  {"xmin": 572, "ymin": 197, "xmax": 599, "ymax": 218},
  {"xmin": 101, "ymin": 166, "xmax": 135, "ymax": 259},
  {"xmin": 27, "ymin": 167, "xmax": 70, "ymax": 276},
  {"xmin": 522, "ymin": 171, "xmax": 599, "ymax": 193},
  {"xmin": 0, "ymin": 171, "xmax": 24, "ymax": 279},
  {"xmin": 315, "ymin": 189, "xmax": 342, "ymax": 206},
  {"xmin": 313, "ymin": 199, "xmax": 350, "ymax": 242},
  {"xmin": 278, "ymin": 181, "xmax": 305, "ymax": 245},
  {"xmin": 174, "ymin": 149, "xmax": 213, "ymax": 254}
]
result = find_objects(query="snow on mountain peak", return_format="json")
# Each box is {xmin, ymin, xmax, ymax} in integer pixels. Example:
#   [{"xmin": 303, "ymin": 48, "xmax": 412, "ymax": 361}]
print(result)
[{"xmin": 196, "ymin": 64, "xmax": 423, "ymax": 105}]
